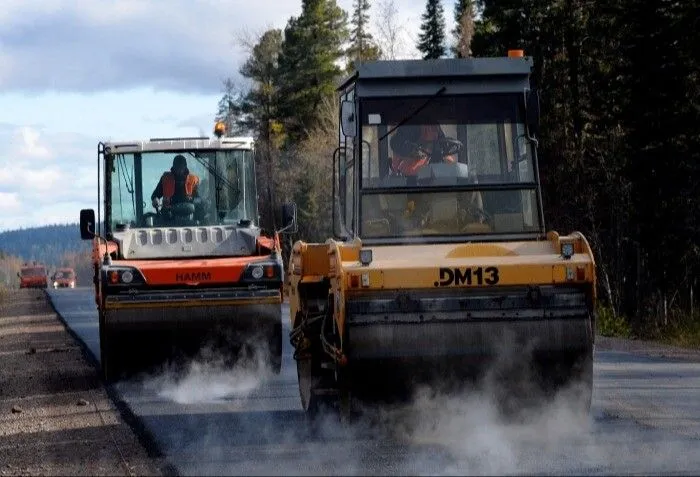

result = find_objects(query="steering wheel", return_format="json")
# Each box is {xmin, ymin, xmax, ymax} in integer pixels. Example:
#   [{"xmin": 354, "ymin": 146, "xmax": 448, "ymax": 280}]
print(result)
[
  {"xmin": 168, "ymin": 202, "xmax": 196, "ymax": 217},
  {"xmin": 437, "ymin": 137, "xmax": 463, "ymax": 157},
  {"xmin": 408, "ymin": 136, "xmax": 464, "ymax": 164}
]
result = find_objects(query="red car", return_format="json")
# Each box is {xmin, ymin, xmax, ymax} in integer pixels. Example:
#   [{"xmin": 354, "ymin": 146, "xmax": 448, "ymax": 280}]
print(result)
[
  {"xmin": 52, "ymin": 268, "xmax": 77, "ymax": 289},
  {"xmin": 19, "ymin": 265, "xmax": 48, "ymax": 289}
]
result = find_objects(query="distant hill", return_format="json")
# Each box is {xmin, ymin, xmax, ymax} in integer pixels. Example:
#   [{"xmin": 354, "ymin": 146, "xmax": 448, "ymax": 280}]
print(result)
[{"xmin": 0, "ymin": 224, "xmax": 90, "ymax": 267}]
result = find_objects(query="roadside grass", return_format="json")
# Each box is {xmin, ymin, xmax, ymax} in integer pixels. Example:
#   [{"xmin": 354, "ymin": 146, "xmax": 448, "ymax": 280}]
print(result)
[
  {"xmin": 597, "ymin": 304, "xmax": 700, "ymax": 349},
  {"xmin": 646, "ymin": 316, "xmax": 700, "ymax": 349},
  {"xmin": 596, "ymin": 305, "xmax": 632, "ymax": 338}
]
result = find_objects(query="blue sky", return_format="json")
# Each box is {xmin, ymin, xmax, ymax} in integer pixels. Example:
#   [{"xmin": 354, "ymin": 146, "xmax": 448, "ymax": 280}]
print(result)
[{"xmin": 0, "ymin": 0, "xmax": 456, "ymax": 232}]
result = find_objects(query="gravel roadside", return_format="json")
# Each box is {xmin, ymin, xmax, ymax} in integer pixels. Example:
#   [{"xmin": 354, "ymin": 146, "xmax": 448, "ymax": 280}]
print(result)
[
  {"xmin": 596, "ymin": 335, "xmax": 700, "ymax": 362},
  {"xmin": 0, "ymin": 289, "xmax": 166, "ymax": 476}
]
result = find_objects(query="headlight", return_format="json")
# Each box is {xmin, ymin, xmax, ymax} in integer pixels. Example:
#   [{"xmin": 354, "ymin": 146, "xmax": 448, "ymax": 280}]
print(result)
[
  {"xmin": 242, "ymin": 260, "xmax": 283, "ymax": 283},
  {"xmin": 359, "ymin": 248, "xmax": 373, "ymax": 266},
  {"xmin": 53, "ymin": 281, "xmax": 58, "ymax": 287},
  {"xmin": 251, "ymin": 266, "xmax": 264, "ymax": 279},
  {"xmin": 102, "ymin": 266, "xmax": 145, "ymax": 286},
  {"xmin": 561, "ymin": 242, "xmax": 574, "ymax": 259}
]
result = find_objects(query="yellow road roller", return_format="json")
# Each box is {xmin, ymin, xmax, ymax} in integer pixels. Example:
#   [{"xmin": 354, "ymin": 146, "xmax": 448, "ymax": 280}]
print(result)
[{"xmin": 288, "ymin": 51, "xmax": 596, "ymax": 417}]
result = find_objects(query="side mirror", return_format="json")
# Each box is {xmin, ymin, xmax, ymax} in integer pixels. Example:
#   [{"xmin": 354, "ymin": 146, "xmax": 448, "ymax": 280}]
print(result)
[
  {"xmin": 340, "ymin": 100, "xmax": 357, "ymax": 138},
  {"xmin": 17, "ymin": 272, "xmax": 20, "ymax": 278},
  {"xmin": 280, "ymin": 202, "xmax": 298, "ymax": 234},
  {"xmin": 526, "ymin": 89, "xmax": 540, "ymax": 138},
  {"xmin": 79, "ymin": 209, "xmax": 96, "ymax": 240}
]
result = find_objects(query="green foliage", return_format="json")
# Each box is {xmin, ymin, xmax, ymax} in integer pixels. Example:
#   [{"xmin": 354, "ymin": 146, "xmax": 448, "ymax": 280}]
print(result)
[
  {"xmin": 596, "ymin": 306, "xmax": 632, "ymax": 338},
  {"xmin": 236, "ymin": 29, "xmax": 285, "ymax": 138},
  {"xmin": 473, "ymin": 0, "xmax": 700, "ymax": 333},
  {"xmin": 347, "ymin": 0, "xmax": 382, "ymax": 71},
  {"xmin": 277, "ymin": 0, "xmax": 349, "ymax": 143},
  {"xmin": 654, "ymin": 317, "xmax": 700, "ymax": 349},
  {"xmin": 417, "ymin": 0, "xmax": 447, "ymax": 59}
]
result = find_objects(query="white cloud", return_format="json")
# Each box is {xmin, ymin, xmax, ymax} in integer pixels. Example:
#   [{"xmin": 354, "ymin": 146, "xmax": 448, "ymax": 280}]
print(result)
[
  {"xmin": 16, "ymin": 126, "xmax": 52, "ymax": 159},
  {"xmin": 0, "ymin": 125, "xmax": 96, "ymax": 231},
  {"xmin": 0, "ymin": 192, "xmax": 21, "ymax": 212},
  {"xmin": 0, "ymin": 0, "xmax": 446, "ymax": 94}
]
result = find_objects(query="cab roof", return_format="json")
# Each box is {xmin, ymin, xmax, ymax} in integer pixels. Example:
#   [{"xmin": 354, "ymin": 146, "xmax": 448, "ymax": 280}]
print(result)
[
  {"xmin": 338, "ymin": 56, "xmax": 534, "ymax": 97},
  {"xmin": 101, "ymin": 136, "xmax": 255, "ymax": 154}
]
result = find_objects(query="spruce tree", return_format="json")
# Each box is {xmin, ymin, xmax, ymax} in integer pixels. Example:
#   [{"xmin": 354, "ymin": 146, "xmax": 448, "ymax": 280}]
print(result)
[
  {"xmin": 347, "ymin": 0, "xmax": 381, "ymax": 70},
  {"xmin": 277, "ymin": 0, "xmax": 349, "ymax": 142},
  {"xmin": 417, "ymin": 0, "xmax": 447, "ymax": 59}
]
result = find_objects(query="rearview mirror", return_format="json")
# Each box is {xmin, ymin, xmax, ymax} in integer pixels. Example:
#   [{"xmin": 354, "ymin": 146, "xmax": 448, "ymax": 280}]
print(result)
[
  {"xmin": 79, "ymin": 209, "xmax": 96, "ymax": 240},
  {"xmin": 340, "ymin": 100, "xmax": 357, "ymax": 138},
  {"xmin": 280, "ymin": 202, "xmax": 298, "ymax": 234}
]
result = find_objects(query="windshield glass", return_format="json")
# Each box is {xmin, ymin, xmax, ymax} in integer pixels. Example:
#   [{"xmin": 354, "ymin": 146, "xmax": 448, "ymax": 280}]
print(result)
[
  {"xmin": 21, "ymin": 267, "xmax": 45, "ymax": 277},
  {"xmin": 109, "ymin": 149, "xmax": 257, "ymax": 230},
  {"xmin": 55, "ymin": 271, "xmax": 74, "ymax": 279},
  {"xmin": 358, "ymin": 94, "xmax": 541, "ymax": 239}
]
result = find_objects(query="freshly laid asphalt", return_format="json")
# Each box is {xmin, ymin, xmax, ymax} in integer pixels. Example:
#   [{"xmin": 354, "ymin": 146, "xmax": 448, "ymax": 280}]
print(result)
[{"xmin": 47, "ymin": 287, "xmax": 700, "ymax": 476}]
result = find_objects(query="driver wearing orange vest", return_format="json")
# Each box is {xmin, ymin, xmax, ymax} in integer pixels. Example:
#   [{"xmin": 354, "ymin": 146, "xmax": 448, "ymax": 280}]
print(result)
[
  {"xmin": 390, "ymin": 124, "xmax": 457, "ymax": 176},
  {"xmin": 151, "ymin": 154, "xmax": 200, "ymax": 210}
]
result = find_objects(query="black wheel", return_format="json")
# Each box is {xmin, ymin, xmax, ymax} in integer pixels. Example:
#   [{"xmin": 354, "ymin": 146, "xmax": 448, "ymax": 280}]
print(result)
[{"xmin": 297, "ymin": 355, "xmax": 323, "ymax": 417}]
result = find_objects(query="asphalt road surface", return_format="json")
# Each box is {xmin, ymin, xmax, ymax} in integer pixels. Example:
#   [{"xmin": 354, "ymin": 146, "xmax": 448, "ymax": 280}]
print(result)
[{"xmin": 47, "ymin": 287, "xmax": 700, "ymax": 476}]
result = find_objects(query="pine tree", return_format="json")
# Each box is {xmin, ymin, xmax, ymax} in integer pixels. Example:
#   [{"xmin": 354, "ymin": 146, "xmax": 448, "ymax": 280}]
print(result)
[
  {"xmin": 452, "ymin": 0, "xmax": 475, "ymax": 58},
  {"xmin": 237, "ymin": 29, "xmax": 284, "ymax": 142},
  {"xmin": 277, "ymin": 0, "xmax": 349, "ymax": 142},
  {"xmin": 417, "ymin": 0, "xmax": 447, "ymax": 59},
  {"xmin": 347, "ymin": 0, "xmax": 381, "ymax": 71},
  {"xmin": 235, "ymin": 29, "xmax": 286, "ymax": 231}
]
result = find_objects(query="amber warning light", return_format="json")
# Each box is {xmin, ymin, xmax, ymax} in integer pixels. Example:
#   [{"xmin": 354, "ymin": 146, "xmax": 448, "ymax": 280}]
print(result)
[
  {"xmin": 214, "ymin": 121, "xmax": 226, "ymax": 138},
  {"xmin": 508, "ymin": 49, "xmax": 525, "ymax": 58}
]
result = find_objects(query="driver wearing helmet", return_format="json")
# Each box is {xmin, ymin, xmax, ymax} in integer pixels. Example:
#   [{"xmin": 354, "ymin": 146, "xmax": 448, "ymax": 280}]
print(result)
[
  {"xmin": 151, "ymin": 154, "xmax": 200, "ymax": 210},
  {"xmin": 389, "ymin": 124, "xmax": 457, "ymax": 176}
]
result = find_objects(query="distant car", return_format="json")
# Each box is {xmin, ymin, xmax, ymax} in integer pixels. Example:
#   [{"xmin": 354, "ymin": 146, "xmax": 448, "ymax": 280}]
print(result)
[
  {"xmin": 19, "ymin": 265, "xmax": 48, "ymax": 289},
  {"xmin": 52, "ymin": 268, "xmax": 76, "ymax": 289}
]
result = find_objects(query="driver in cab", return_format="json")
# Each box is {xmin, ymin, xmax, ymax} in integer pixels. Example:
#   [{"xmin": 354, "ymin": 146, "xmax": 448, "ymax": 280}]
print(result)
[
  {"xmin": 383, "ymin": 123, "xmax": 487, "ymax": 233},
  {"xmin": 390, "ymin": 124, "xmax": 457, "ymax": 176},
  {"xmin": 151, "ymin": 154, "xmax": 200, "ymax": 211}
]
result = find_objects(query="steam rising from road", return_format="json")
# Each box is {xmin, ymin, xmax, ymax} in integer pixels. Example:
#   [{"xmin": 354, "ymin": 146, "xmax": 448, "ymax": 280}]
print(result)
[
  {"xmin": 112, "ymin": 333, "xmax": 698, "ymax": 476},
  {"xmin": 131, "ymin": 336, "xmax": 274, "ymax": 405}
]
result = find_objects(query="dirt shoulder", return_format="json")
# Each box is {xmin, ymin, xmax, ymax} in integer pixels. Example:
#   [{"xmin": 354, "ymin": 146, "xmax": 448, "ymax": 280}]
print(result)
[
  {"xmin": 596, "ymin": 334, "xmax": 700, "ymax": 362},
  {"xmin": 0, "ymin": 289, "xmax": 166, "ymax": 476}
]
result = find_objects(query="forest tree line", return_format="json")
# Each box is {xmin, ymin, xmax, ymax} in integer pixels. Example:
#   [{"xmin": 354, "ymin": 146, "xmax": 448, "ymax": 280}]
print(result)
[{"xmin": 215, "ymin": 0, "xmax": 699, "ymax": 334}]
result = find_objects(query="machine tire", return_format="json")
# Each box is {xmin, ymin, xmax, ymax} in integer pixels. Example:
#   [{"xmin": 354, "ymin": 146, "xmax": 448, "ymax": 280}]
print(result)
[{"xmin": 297, "ymin": 356, "xmax": 322, "ymax": 417}]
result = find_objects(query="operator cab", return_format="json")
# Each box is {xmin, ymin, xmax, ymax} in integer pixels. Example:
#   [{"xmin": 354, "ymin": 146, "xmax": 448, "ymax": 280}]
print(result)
[
  {"xmin": 78, "ymin": 122, "xmax": 292, "ymax": 260},
  {"xmin": 104, "ymin": 135, "xmax": 257, "ymax": 231},
  {"xmin": 334, "ymin": 52, "xmax": 544, "ymax": 245}
]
